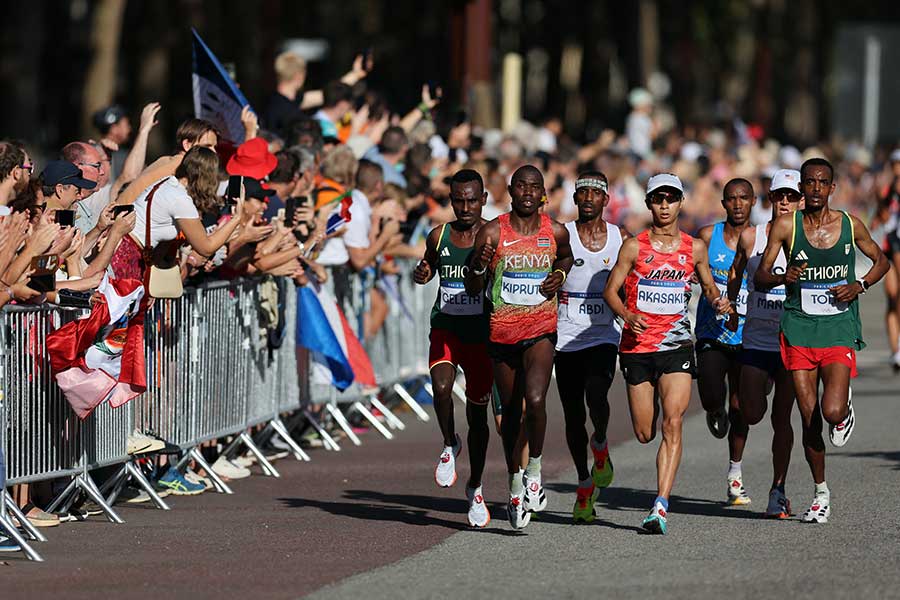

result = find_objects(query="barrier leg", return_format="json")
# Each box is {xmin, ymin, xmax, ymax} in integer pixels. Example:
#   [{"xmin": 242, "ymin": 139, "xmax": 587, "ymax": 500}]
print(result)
[
  {"xmin": 352, "ymin": 401, "xmax": 393, "ymax": 440},
  {"xmin": 423, "ymin": 381, "xmax": 434, "ymax": 399},
  {"xmin": 392, "ymin": 382, "xmax": 431, "ymax": 422},
  {"xmin": 325, "ymin": 404, "xmax": 362, "ymax": 446},
  {"xmin": 126, "ymin": 462, "xmax": 171, "ymax": 510},
  {"xmin": 369, "ymin": 396, "xmax": 406, "ymax": 431},
  {"xmin": 3, "ymin": 491, "xmax": 47, "ymax": 542},
  {"xmin": 77, "ymin": 474, "xmax": 124, "ymax": 524},
  {"xmin": 0, "ymin": 513, "xmax": 43, "ymax": 561},
  {"xmin": 239, "ymin": 432, "xmax": 280, "ymax": 478},
  {"xmin": 452, "ymin": 381, "xmax": 468, "ymax": 404},
  {"xmin": 303, "ymin": 409, "xmax": 341, "ymax": 451},
  {"xmin": 188, "ymin": 447, "xmax": 233, "ymax": 495},
  {"xmin": 270, "ymin": 417, "xmax": 311, "ymax": 462},
  {"xmin": 45, "ymin": 477, "xmax": 79, "ymax": 514}
]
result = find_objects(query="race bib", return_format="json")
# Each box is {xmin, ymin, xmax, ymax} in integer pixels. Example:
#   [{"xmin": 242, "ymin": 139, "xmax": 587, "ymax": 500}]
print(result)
[
  {"xmin": 565, "ymin": 292, "xmax": 613, "ymax": 325},
  {"xmin": 748, "ymin": 287, "xmax": 785, "ymax": 321},
  {"xmin": 439, "ymin": 281, "xmax": 482, "ymax": 316},
  {"xmin": 714, "ymin": 281, "xmax": 748, "ymax": 316},
  {"xmin": 636, "ymin": 278, "xmax": 685, "ymax": 315},
  {"xmin": 800, "ymin": 281, "xmax": 849, "ymax": 316},
  {"xmin": 500, "ymin": 271, "xmax": 548, "ymax": 306}
]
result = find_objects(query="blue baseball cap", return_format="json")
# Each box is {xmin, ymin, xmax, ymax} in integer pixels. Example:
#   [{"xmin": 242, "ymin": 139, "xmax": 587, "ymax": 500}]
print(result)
[{"xmin": 41, "ymin": 160, "xmax": 97, "ymax": 190}]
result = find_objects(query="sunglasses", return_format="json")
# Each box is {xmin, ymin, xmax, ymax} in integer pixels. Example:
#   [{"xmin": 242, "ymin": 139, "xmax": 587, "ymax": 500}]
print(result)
[
  {"xmin": 647, "ymin": 192, "xmax": 683, "ymax": 205},
  {"xmin": 20, "ymin": 163, "xmax": 34, "ymax": 174},
  {"xmin": 79, "ymin": 161, "xmax": 102, "ymax": 170}
]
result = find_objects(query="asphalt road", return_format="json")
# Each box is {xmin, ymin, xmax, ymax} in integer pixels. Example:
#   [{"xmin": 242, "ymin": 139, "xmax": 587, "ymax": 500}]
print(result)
[{"xmin": 4, "ymin": 293, "xmax": 899, "ymax": 600}]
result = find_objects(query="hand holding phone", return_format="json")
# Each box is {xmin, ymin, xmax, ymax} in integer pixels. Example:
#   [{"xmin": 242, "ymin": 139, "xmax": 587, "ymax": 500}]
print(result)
[
  {"xmin": 55, "ymin": 209, "xmax": 75, "ymax": 228},
  {"xmin": 113, "ymin": 204, "xmax": 135, "ymax": 217}
]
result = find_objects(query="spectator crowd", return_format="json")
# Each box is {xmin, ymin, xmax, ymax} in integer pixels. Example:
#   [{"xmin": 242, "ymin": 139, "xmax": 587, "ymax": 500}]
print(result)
[{"xmin": 2, "ymin": 47, "xmax": 900, "ymax": 549}]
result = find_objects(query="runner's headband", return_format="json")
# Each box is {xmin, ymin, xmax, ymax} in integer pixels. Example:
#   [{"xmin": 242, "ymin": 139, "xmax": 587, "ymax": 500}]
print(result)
[{"xmin": 575, "ymin": 178, "xmax": 608, "ymax": 192}]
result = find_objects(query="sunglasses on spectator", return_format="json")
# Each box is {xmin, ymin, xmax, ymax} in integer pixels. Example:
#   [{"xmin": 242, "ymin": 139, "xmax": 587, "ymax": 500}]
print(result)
[
  {"xmin": 20, "ymin": 163, "xmax": 34, "ymax": 174},
  {"xmin": 79, "ymin": 161, "xmax": 102, "ymax": 170}
]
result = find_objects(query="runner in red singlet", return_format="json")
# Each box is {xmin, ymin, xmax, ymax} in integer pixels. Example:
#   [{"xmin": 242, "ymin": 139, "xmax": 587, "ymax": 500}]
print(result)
[
  {"xmin": 604, "ymin": 174, "xmax": 731, "ymax": 535},
  {"xmin": 465, "ymin": 165, "xmax": 573, "ymax": 529}
]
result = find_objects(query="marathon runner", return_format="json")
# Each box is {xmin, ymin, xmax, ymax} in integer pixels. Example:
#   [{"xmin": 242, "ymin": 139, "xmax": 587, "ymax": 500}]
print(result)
[
  {"xmin": 414, "ymin": 169, "xmax": 493, "ymax": 527},
  {"xmin": 465, "ymin": 165, "xmax": 573, "ymax": 530},
  {"xmin": 694, "ymin": 178, "xmax": 753, "ymax": 505},
  {"xmin": 604, "ymin": 173, "xmax": 732, "ymax": 535},
  {"xmin": 727, "ymin": 169, "xmax": 801, "ymax": 518},
  {"xmin": 873, "ymin": 154, "xmax": 900, "ymax": 371},
  {"xmin": 554, "ymin": 171, "xmax": 627, "ymax": 523},
  {"xmin": 756, "ymin": 157, "xmax": 888, "ymax": 523}
]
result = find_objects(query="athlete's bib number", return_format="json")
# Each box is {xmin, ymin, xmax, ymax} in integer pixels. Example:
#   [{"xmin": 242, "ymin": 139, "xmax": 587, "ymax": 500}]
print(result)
[
  {"xmin": 636, "ymin": 278, "xmax": 685, "ymax": 315},
  {"xmin": 500, "ymin": 271, "xmax": 547, "ymax": 306},
  {"xmin": 748, "ymin": 287, "xmax": 785, "ymax": 321},
  {"xmin": 439, "ymin": 281, "xmax": 482, "ymax": 316},
  {"xmin": 714, "ymin": 281, "xmax": 748, "ymax": 316},
  {"xmin": 800, "ymin": 281, "xmax": 849, "ymax": 316},
  {"xmin": 565, "ymin": 292, "xmax": 613, "ymax": 325}
]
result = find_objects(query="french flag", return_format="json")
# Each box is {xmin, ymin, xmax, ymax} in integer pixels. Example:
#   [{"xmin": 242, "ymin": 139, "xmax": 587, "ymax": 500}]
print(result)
[
  {"xmin": 296, "ymin": 281, "xmax": 376, "ymax": 391},
  {"xmin": 325, "ymin": 194, "xmax": 354, "ymax": 236}
]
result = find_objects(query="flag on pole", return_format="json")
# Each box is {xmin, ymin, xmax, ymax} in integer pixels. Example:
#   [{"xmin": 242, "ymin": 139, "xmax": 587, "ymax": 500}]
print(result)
[{"xmin": 191, "ymin": 28, "xmax": 250, "ymax": 144}]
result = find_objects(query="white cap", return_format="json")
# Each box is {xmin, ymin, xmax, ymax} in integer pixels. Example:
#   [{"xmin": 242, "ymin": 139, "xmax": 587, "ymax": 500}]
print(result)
[
  {"xmin": 770, "ymin": 169, "xmax": 801, "ymax": 193},
  {"xmin": 629, "ymin": 87, "xmax": 653, "ymax": 108},
  {"xmin": 778, "ymin": 145, "xmax": 802, "ymax": 169},
  {"xmin": 646, "ymin": 173, "xmax": 684, "ymax": 195},
  {"xmin": 890, "ymin": 149, "xmax": 900, "ymax": 163}
]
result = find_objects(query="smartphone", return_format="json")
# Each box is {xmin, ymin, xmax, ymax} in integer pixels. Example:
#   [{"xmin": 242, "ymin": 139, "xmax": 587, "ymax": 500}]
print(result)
[
  {"xmin": 27, "ymin": 254, "xmax": 59, "ymax": 293},
  {"xmin": 112, "ymin": 204, "xmax": 135, "ymax": 217},
  {"xmin": 285, "ymin": 196, "xmax": 297, "ymax": 227},
  {"xmin": 225, "ymin": 175, "xmax": 244, "ymax": 204},
  {"xmin": 55, "ymin": 209, "xmax": 75, "ymax": 227},
  {"xmin": 57, "ymin": 289, "xmax": 93, "ymax": 309}
]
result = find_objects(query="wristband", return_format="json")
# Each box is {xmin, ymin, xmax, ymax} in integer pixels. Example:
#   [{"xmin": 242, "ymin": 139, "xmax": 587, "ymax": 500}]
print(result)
[
  {"xmin": 553, "ymin": 268, "xmax": 567, "ymax": 283},
  {"xmin": 473, "ymin": 265, "xmax": 486, "ymax": 276}
]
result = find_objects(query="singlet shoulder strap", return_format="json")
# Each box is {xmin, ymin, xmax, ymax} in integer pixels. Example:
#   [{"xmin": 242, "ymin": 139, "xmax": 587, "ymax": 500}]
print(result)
[
  {"xmin": 842, "ymin": 210, "xmax": 855, "ymax": 245},
  {"xmin": 437, "ymin": 223, "xmax": 448, "ymax": 250},
  {"xmin": 789, "ymin": 210, "xmax": 799, "ymax": 255}
]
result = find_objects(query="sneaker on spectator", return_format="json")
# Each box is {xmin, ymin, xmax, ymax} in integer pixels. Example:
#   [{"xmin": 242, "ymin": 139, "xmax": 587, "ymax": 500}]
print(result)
[
  {"xmin": 269, "ymin": 436, "xmax": 292, "ymax": 452},
  {"xmin": 142, "ymin": 430, "xmax": 181, "ymax": 454},
  {"xmin": 80, "ymin": 500, "xmax": 105, "ymax": 517},
  {"xmin": 117, "ymin": 487, "xmax": 152, "ymax": 504},
  {"xmin": 212, "ymin": 456, "xmax": 252, "ymax": 480},
  {"xmin": 263, "ymin": 447, "xmax": 290, "ymax": 461},
  {"xmin": 300, "ymin": 431, "xmax": 325, "ymax": 448},
  {"xmin": 184, "ymin": 470, "xmax": 213, "ymax": 490},
  {"xmin": 0, "ymin": 534, "xmax": 21, "ymax": 553},
  {"xmin": 54, "ymin": 508, "xmax": 88, "ymax": 523},
  {"xmin": 127, "ymin": 430, "xmax": 165, "ymax": 455},
  {"xmin": 232, "ymin": 454, "xmax": 255, "ymax": 468},
  {"xmin": 156, "ymin": 467, "xmax": 205, "ymax": 496},
  {"xmin": 19, "ymin": 504, "xmax": 60, "ymax": 528}
]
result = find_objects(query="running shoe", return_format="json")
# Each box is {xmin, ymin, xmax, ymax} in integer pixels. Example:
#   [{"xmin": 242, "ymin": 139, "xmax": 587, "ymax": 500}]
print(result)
[
  {"xmin": 156, "ymin": 467, "xmax": 205, "ymax": 496},
  {"xmin": 706, "ymin": 409, "xmax": 729, "ymax": 439},
  {"xmin": 507, "ymin": 493, "xmax": 531, "ymax": 530},
  {"xmin": 641, "ymin": 502, "xmax": 668, "ymax": 535},
  {"xmin": 591, "ymin": 444, "xmax": 614, "ymax": 488},
  {"xmin": 212, "ymin": 456, "xmax": 252, "ymax": 480},
  {"xmin": 572, "ymin": 484, "xmax": 597, "ymax": 524},
  {"xmin": 434, "ymin": 434, "xmax": 462, "ymax": 488},
  {"xmin": 523, "ymin": 472, "xmax": 547, "ymax": 513},
  {"xmin": 800, "ymin": 493, "xmax": 831, "ymax": 524},
  {"xmin": 0, "ymin": 534, "xmax": 21, "ymax": 553},
  {"xmin": 764, "ymin": 487, "xmax": 792, "ymax": 519},
  {"xmin": 726, "ymin": 476, "xmax": 752, "ymax": 506},
  {"xmin": 829, "ymin": 388, "xmax": 855, "ymax": 448},
  {"xmin": 466, "ymin": 486, "xmax": 491, "ymax": 528}
]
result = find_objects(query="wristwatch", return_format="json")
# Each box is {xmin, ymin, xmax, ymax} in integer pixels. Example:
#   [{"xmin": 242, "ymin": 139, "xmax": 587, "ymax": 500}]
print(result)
[{"xmin": 856, "ymin": 279, "xmax": 869, "ymax": 294}]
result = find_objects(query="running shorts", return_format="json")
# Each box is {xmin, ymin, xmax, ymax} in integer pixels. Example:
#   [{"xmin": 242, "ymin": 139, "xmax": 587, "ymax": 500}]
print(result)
[
  {"xmin": 619, "ymin": 345, "xmax": 696, "ymax": 386},
  {"xmin": 554, "ymin": 343, "xmax": 618, "ymax": 390},
  {"xmin": 487, "ymin": 332, "xmax": 557, "ymax": 368},
  {"xmin": 779, "ymin": 333, "xmax": 858, "ymax": 378},
  {"xmin": 739, "ymin": 348, "xmax": 782, "ymax": 378},
  {"xmin": 429, "ymin": 328, "xmax": 493, "ymax": 404}
]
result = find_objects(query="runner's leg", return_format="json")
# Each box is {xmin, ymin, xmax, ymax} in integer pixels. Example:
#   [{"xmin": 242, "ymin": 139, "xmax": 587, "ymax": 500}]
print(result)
[
  {"xmin": 697, "ymin": 345, "xmax": 729, "ymax": 415},
  {"xmin": 819, "ymin": 362, "xmax": 852, "ymax": 426},
  {"xmin": 555, "ymin": 351, "xmax": 590, "ymax": 481},
  {"xmin": 655, "ymin": 372, "xmax": 692, "ymax": 499},
  {"xmin": 430, "ymin": 362, "xmax": 458, "ymax": 447},
  {"xmin": 520, "ymin": 338, "xmax": 555, "ymax": 458},
  {"xmin": 465, "ymin": 402, "xmax": 489, "ymax": 489},
  {"xmin": 771, "ymin": 366, "xmax": 795, "ymax": 488},
  {"xmin": 792, "ymin": 368, "xmax": 825, "ymax": 484},
  {"xmin": 727, "ymin": 358, "xmax": 748, "ymax": 462},
  {"xmin": 884, "ymin": 266, "xmax": 899, "ymax": 357},
  {"xmin": 738, "ymin": 363, "xmax": 770, "ymax": 426},
  {"xmin": 585, "ymin": 345, "xmax": 616, "ymax": 445},
  {"xmin": 494, "ymin": 360, "xmax": 526, "ymax": 475}
]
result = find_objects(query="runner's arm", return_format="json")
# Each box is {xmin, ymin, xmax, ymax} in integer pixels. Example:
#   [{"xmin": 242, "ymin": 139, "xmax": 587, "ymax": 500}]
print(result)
[
  {"xmin": 464, "ymin": 220, "xmax": 498, "ymax": 296},
  {"xmin": 694, "ymin": 237, "xmax": 729, "ymax": 312},
  {"xmin": 831, "ymin": 215, "xmax": 890, "ymax": 302},
  {"xmin": 413, "ymin": 226, "xmax": 440, "ymax": 285},
  {"xmin": 602, "ymin": 237, "xmax": 637, "ymax": 321},
  {"xmin": 755, "ymin": 213, "xmax": 794, "ymax": 290},
  {"xmin": 540, "ymin": 221, "xmax": 573, "ymax": 297},
  {"xmin": 726, "ymin": 226, "xmax": 752, "ymax": 304}
]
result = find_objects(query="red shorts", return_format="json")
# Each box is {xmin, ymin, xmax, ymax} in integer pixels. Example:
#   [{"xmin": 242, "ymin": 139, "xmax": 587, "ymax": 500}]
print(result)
[
  {"xmin": 428, "ymin": 329, "xmax": 493, "ymax": 405},
  {"xmin": 779, "ymin": 334, "xmax": 858, "ymax": 378}
]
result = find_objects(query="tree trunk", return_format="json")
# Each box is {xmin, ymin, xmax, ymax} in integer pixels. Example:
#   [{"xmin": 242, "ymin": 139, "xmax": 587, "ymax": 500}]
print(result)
[{"xmin": 82, "ymin": 0, "xmax": 127, "ymax": 137}]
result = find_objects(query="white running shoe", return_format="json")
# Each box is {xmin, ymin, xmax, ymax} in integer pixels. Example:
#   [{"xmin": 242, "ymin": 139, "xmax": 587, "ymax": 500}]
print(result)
[
  {"xmin": 212, "ymin": 456, "xmax": 251, "ymax": 480},
  {"xmin": 726, "ymin": 475, "xmax": 752, "ymax": 506},
  {"xmin": 801, "ymin": 493, "xmax": 831, "ymax": 523},
  {"xmin": 523, "ymin": 472, "xmax": 547, "ymax": 512},
  {"xmin": 466, "ymin": 486, "xmax": 491, "ymax": 528},
  {"xmin": 434, "ymin": 435, "xmax": 461, "ymax": 487},
  {"xmin": 764, "ymin": 487, "xmax": 792, "ymax": 519},
  {"xmin": 641, "ymin": 502, "xmax": 668, "ymax": 535},
  {"xmin": 829, "ymin": 388, "xmax": 855, "ymax": 447},
  {"xmin": 507, "ymin": 493, "xmax": 531, "ymax": 529}
]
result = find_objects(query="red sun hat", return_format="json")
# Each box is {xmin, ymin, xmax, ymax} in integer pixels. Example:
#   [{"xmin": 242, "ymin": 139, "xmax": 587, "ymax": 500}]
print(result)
[{"xmin": 226, "ymin": 137, "xmax": 277, "ymax": 180}]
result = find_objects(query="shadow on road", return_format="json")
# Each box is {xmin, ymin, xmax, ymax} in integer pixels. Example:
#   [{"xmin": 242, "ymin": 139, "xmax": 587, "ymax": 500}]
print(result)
[
  {"xmin": 546, "ymin": 482, "xmax": 760, "ymax": 520},
  {"xmin": 836, "ymin": 449, "xmax": 900, "ymax": 470},
  {"xmin": 280, "ymin": 491, "xmax": 522, "ymax": 536}
]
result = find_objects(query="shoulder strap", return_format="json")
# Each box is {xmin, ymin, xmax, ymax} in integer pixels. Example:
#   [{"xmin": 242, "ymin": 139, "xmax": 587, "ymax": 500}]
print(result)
[
  {"xmin": 842, "ymin": 210, "xmax": 855, "ymax": 245},
  {"xmin": 143, "ymin": 179, "xmax": 168, "ymax": 254},
  {"xmin": 789, "ymin": 210, "xmax": 799, "ymax": 256},
  {"xmin": 437, "ymin": 223, "xmax": 447, "ymax": 251}
]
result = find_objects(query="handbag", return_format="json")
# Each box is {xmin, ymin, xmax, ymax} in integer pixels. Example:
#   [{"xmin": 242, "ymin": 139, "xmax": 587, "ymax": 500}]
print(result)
[{"xmin": 141, "ymin": 180, "xmax": 184, "ymax": 299}]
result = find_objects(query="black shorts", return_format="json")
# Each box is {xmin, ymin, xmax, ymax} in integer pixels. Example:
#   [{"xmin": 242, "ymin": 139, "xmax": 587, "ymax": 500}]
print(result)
[
  {"xmin": 739, "ymin": 348, "xmax": 782, "ymax": 378},
  {"xmin": 619, "ymin": 345, "xmax": 696, "ymax": 386},
  {"xmin": 487, "ymin": 332, "xmax": 557, "ymax": 367},
  {"xmin": 696, "ymin": 338, "xmax": 742, "ymax": 357},
  {"xmin": 555, "ymin": 343, "xmax": 618, "ymax": 387}
]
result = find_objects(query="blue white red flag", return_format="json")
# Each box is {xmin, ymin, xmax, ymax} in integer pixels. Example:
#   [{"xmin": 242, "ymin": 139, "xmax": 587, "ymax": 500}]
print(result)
[{"xmin": 191, "ymin": 28, "xmax": 250, "ymax": 144}]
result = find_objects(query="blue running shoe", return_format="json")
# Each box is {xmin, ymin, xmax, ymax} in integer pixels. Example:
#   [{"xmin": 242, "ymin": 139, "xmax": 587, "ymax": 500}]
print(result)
[
  {"xmin": 641, "ymin": 503, "xmax": 668, "ymax": 535},
  {"xmin": 156, "ymin": 467, "xmax": 205, "ymax": 496},
  {"xmin": 0, "ymin": 533, "xmax": 22, "ymax": 553}
]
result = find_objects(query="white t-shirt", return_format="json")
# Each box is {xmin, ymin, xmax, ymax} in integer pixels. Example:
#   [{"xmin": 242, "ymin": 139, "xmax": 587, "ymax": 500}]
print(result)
[
  {"xmin": 315, "ymin": 189, "xmax": 372, "ymax": 266},
  {"xmin": 74, "ymin": 183, "xmax": 112, "ymax": 235},
  {"xmin": 131, "ymin": 176, "xmax": 199, "ymax": 248}
]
